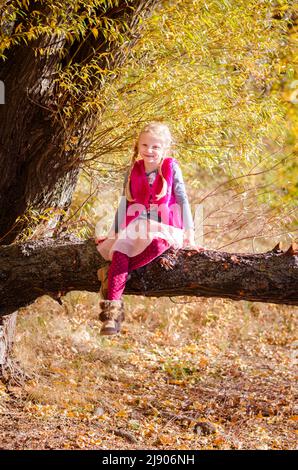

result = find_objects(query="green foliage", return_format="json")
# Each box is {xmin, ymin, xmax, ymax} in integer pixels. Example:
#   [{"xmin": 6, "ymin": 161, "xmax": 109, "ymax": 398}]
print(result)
[
  {"xmin": 0, "ymin": 0, "xmax": 144, "ymax": 120},
  {"xmin": 1, "ymin": 1, "xmax": 296, "ymax": 240},
  {"xmin": 81, "ymin": 0, "xmax": 297, "ymax": 242},
  {"xmin": 87, "ymin": 0, "xmax": 295, "ymax": 177}
]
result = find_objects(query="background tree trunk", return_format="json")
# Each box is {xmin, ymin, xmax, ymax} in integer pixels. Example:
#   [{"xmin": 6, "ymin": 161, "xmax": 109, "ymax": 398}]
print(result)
[{"xmin": 0, "ymin": 239, "xmax": 297, "ymax": 318}]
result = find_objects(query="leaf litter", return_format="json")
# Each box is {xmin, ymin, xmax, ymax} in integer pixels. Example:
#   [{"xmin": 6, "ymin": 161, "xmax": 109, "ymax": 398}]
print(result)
[{"xmin": 0, "ymin": 293, "xmax": 296, "ymax": 450}]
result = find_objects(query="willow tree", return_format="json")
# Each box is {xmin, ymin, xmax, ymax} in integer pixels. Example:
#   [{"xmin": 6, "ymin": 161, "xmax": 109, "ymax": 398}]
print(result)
[
  {"xmin": 1, "ymin": 0, "xmax": 296, "ymax": 247},
  {"xmin": 0, "ymin": 0, "xmax": 160, "ymax": 378},
  {"xmin": 0, "ymin": 0, "xmax": 297, "ymax": 379},
  {"xmin": 0, "ymin": 0, "xmax": 160, "ymax": 244},
  {"xmin": 80, "ymin": 0, "xmax": 297, "ymax": 250}
]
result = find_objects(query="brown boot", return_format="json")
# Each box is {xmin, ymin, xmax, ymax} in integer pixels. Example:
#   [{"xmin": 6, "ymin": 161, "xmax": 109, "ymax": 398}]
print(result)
[
  {"xmin": 97, "ymin": 264, "xmax": 110, "ymax": 299},
  {"xmin": 99, "ymin": 299, "xmax": 125, "ymax": 335}
]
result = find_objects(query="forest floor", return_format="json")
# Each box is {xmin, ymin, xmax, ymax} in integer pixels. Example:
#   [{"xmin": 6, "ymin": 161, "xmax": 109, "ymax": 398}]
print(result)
[{"xmin": 0, "ymin": 293, "xmax": 297, "ymax": 450}]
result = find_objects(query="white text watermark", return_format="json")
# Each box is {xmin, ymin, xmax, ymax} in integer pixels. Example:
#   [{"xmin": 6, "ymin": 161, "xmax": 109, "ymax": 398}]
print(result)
[{"xmin": 95, "ymin": 199, "xmax": 204, "ymax": 245}]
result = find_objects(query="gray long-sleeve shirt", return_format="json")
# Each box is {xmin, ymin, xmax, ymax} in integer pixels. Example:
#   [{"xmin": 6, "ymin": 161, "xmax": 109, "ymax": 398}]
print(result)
[{"xmin": 112, "ymin": 160, "xmax": 194, "ymax": 233}]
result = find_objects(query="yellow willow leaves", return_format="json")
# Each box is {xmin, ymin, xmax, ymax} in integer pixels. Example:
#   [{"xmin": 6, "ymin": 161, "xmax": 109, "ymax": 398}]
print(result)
[
  {"xmin": 21, "ymin": 0, "xmax": 30, "ymax": 8},
  {"xmin": 86, "ymin": 0, "xmax": 294, "ymax": 185},
  {"xmin": 91, "ymin": 27, "xmax": 99, "ymax": 39}
]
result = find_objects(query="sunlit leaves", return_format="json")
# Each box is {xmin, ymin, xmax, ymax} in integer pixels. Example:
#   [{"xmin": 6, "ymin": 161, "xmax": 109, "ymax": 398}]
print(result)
[{"xmin": 88, "ymin": 0, "xmax": 294, "ymax": 178}]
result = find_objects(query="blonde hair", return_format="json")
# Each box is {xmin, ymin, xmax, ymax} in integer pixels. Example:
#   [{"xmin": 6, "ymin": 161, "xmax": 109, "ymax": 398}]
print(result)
[{"xmin": 125, "ymin": 122, "xmax": 173, "ymax": 202}]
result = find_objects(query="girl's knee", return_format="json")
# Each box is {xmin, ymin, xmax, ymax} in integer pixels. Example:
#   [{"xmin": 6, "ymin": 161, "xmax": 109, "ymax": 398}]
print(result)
[
  {"xmin": 112, "ymin": 250, "xmax": 129, "ymax": 264},
  {"xmin": 151, "ymin": 238, "xmax": 168, "ymax": 254}
]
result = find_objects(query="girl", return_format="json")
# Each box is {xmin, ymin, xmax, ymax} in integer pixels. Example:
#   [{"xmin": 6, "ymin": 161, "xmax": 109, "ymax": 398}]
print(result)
[{"xmin": 95, "ymin": 122, "xmax": 202, "ymax": 335}]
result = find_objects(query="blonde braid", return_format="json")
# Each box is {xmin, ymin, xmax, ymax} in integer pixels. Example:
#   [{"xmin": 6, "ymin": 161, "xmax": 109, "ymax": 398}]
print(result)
[{"xmin": 155, "ymin": 157, "xmax": 168, "ymax": 200}]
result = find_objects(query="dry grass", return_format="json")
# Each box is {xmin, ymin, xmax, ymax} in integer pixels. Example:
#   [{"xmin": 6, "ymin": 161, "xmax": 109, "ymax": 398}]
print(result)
[{"xmin": 0, "ymin": 292, "xmax": 296, "ymax": 450}]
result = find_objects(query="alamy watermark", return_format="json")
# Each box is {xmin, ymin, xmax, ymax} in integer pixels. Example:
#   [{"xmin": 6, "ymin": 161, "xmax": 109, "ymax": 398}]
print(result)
[
  {"xmin": 0, "ymin": 80, "xmax": 5, "ymax": 104},
  {"xmin": 95, "ymin": 199, "xmax": 204, "ymax": 246}
]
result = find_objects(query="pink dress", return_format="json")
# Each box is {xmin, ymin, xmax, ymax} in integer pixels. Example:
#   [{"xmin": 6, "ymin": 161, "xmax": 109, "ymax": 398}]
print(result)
[
  {"xmin": 96, "ymin": 218, "xmax": 183, "ymax": 261},
  {"xmin": 95, "ymin": 158, "xmax": 192, "ymax": 261}
]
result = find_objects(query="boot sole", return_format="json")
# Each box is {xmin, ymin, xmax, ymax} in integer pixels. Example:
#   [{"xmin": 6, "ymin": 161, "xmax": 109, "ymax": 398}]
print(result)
[
  {"xmin": 100, "ymin": 327, "xmax": 120, "ymax": 336},
  {"xmin": 100, "ymin": 320, "xmax": 121, "ymax": 336}
]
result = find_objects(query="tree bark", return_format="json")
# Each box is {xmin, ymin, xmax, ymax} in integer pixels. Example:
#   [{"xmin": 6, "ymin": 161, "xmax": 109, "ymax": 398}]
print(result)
[
  {"xmin": 0, "ymin": 311, "xmax": 25, "ymax": 384},
  {"xmin": 0, "ymin": 239, "xmax": 297, "ymax": 317},
  {"xmin": 0, "ymin": 312, "xmax": 17, "ymax": 365},
  {"xmin": 0, "ymin": 0, "xmax": 160, "ymax": 244},
  {"xmin": 0, "ymin": 0, "xmax": 160, "ymax": 378}
]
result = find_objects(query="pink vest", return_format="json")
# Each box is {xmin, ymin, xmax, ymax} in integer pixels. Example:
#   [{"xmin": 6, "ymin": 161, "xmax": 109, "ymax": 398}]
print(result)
[{"xmin": 120, "ymin": 157, "xmax": 184, "ymax": 230}]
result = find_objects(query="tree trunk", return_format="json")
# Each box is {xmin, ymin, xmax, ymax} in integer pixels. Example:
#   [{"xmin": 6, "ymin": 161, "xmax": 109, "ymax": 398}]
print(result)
[
  {"xmin": 0, "ymin": 311, "xmax": 24, "ymax": 384},
  {"xmin": 0, "ymin": 1, "xmax": 160, "ymax": 377},
  {"xmin": 0, "ymin": 239, "xmax": 297, "ymax": 317},
  {"xmin": 0, "ymin": 0, "xmax": 160, "ymax": 244},
  {"xmin": 0, "ymin": 312, "xmax": 17, "ymax": 366}
]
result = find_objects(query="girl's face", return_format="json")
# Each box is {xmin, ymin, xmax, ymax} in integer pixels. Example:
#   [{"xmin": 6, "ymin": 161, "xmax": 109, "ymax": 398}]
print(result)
[{"xmin": 138, "ymin": 132, "xmax": 168, "ymax": 167}]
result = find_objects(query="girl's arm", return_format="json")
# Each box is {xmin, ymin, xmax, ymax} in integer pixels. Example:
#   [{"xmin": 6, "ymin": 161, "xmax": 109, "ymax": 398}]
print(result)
[{"xmin": 172, "ymin": 161, "xmax": 203, "ymax": 250}]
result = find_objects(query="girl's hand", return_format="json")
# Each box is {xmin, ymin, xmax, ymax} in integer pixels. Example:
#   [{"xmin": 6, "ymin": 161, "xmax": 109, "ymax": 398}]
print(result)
[
  {"xmin": 183, "ymin": 242, "xmax": 205, "ymax": 252},
  {"xmin": 95, "ymin": 236, "xmax": 107, "ymax": 245},
  {"xmin": 183, "ymin": 229, "xmax": 205, "ymax": 252},
  {"xmin": 95, "ymin": 229, "xmax": 117, "ymax": 245}
]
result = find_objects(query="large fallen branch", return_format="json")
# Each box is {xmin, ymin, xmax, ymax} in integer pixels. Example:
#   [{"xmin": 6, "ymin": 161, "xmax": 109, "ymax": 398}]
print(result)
[{"xmin": 0, "ymin": 237, "xmax": 297, "ymax": 316}]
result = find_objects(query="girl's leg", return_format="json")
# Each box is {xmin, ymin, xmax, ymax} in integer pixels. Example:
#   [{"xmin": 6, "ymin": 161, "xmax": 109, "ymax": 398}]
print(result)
[
  {"xmin": 100, "ymin": 239, "xmax": 170, "ymax": 335},
  {"xmin": 129, "ymin": 238, "xmax": 170, "ymax": 271},
  {"xmin": 99, "ymin": 250, "xmax": 128, "ymax": 335},
  {"xmin": 107, "ymin": 238, "xmax": 170, "ymax": 300},
  {"xmin": 107, "ymin": 250, "xmax": 130, "ymax": 300}
]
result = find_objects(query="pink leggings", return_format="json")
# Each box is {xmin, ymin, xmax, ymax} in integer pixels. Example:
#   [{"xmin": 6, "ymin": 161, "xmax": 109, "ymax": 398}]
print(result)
[{"xmin": 107, "ymin": 238, "xmax": 170, "ymax": 300}]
